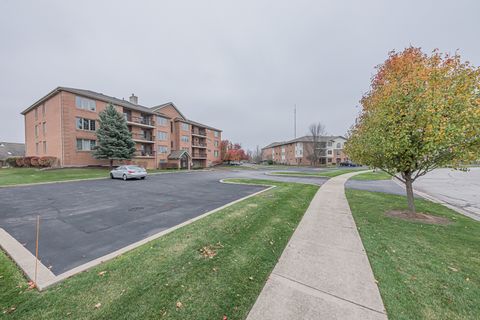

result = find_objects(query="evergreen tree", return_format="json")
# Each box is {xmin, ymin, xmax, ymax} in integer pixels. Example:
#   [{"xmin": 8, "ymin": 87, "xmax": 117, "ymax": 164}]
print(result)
[{"xmin": 93, "ymin": 103, "xmax": 136, "ymax": 168}]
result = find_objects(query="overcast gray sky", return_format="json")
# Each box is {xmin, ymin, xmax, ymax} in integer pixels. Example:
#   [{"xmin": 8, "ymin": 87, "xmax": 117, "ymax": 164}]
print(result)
[{"xmin": 1, "ymin": 0, "xmax": 479, "ymax": 150}]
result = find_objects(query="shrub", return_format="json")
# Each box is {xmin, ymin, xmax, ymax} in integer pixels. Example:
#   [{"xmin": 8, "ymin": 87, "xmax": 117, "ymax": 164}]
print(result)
[
  {"xmin": 15, "ymin": 157, "xmax": 25, "ymax": 167},
  {"xmin": 30, "ymin": 156, "xmax": 40, "ymax": 167},
  {"xmin": 5, "ymin": 157, "xmax": 20, "ymax": 167},
  {"xmin": 38, "ymin": 156, "xmax": 57, "ymax": 168}
]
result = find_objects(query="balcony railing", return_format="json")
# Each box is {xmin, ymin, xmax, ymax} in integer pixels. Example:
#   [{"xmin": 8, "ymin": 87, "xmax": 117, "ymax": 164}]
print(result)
[
  {"xmin": 191, "ymin": 129, "xmax": 207, "ymax": 136},
  {"xmin": 134, "ymin": 150, "xmax": 155, "ymax": 157},
  {"xmin": 192, "ymin": 152, "xmax": 207, "ymax": 159},
  {"xmin": 131, "ymin": 132, "xmax": 154, "ymax": 142},
  {"xmin": 192, "ymin": 142, "xmax": 207, "ymax": 148},
  {"xmin": 124, "ymin": 114, "xmax": 154, "ymax": 126}
]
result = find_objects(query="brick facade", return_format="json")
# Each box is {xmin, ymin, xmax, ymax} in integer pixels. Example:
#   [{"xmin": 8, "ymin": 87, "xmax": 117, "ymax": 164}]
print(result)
[
  {"xmin": 262, "ymin": 136, "xmax": 349, "ymax": 166},
  {"xmin": 22, "ymin": 87, "xmax": 222, "ymax": 169}
]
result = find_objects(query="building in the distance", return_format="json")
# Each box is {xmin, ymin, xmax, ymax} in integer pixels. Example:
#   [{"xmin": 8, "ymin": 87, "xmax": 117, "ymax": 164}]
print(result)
[
  {"xmin": 0, "ymin": 142, "xmax": 25, "ymax": 166},
  {"xmin": 21, "ymin": 87, "xmax": 222, "ymax": 169},
  {"xmin": 261, "ymin": 135, "xmax": 348, "ymax": 166}
]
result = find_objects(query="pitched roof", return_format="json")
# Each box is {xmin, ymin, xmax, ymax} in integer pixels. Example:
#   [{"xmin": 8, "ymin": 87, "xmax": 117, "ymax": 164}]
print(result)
[
  {"xmin": 262, "ymin": 135, "xmax": 346, "ymax": 149},
  {"xmin": 168, "ymin": 150, "xmax": 190, "ymax": 160},
  {"xmin": 21, "ymin": 87, "xmax": 157, "ymax": 115},
  {"xmin": 0, "ymin": 142, "xmax": 25, "ymax": 159},
  {"xmin": 151, "ymin": 102, "xmax": 186, "ymax": 120},
  {"xmin": 181, "ymin": 119, "xmax": 222, "ymax": 132}
]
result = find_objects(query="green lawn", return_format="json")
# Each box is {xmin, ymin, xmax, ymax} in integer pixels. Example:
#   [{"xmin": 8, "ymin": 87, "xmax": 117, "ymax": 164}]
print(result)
[
  {"xmin": 0, "ymin": 168, "xmax": 183, "ymax": 187},
  {"xmin": 270, "ymin": 168, "xmax": 365, "ymax": 178},
  {"xmin": 349, "ymin": 170, "xmax": 392, "ymax": 181},
  {"xmin": 0, "ymin": 179, "xmax": 318, "ymax": 319},
  {"xmin": 346, "ymin": 189, "xmax": 480, "ymax": 320}
]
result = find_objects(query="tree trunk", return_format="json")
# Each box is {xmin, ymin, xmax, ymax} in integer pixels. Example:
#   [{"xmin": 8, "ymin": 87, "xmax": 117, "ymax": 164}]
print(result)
[
  {"xmin": 404, "ymin": 174, "xmax": 416, "ymax": 213},
  {"xmin": 109, "ymin": 159, "xmax": 113, "ymax": 170}
]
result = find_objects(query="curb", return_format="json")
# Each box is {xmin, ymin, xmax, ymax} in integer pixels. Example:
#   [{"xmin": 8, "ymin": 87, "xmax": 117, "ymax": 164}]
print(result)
[{"xmin": 391, "ymin": 178, "xmax": 480, "ymax": 222}]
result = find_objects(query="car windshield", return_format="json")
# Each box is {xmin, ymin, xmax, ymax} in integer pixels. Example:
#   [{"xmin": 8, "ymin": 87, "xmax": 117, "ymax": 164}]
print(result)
[{"xmin": 126, "ymin": 166, "xmax": 143, "ymax": 170}]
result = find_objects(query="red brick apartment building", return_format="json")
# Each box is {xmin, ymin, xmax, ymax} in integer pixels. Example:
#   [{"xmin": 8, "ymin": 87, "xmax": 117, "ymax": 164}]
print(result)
[
  {"xmin": 21, "ymin": 87, "xmax": 222, "ymax": 169},
  {"xmin": 261, "ymin": 135, "xmax": 348, "ymax": 166}
]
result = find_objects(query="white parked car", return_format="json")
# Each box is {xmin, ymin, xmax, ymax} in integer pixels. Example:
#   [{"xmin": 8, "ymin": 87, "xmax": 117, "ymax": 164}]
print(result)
[{"xmin": 110, "ymin": 165, "xmax": 147, "ymax": 180}]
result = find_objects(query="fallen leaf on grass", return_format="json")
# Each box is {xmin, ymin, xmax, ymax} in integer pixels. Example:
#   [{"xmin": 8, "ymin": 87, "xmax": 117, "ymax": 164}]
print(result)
[
  {"xmin": 248, "ymin": 276, "xmax": 254, "ymax": 281},
  {"xmin": 448, "ymin": 266, "xmax": 458, "ymax": 272},
  {"xmin": 3, "ymin": 306, "xmax": 16, "ymax": 314},
  {"xmin": 27, "ymin": 281, "xmax": 36, "ymax": 289},
  {"xmin": 94, "ymin": 303, "xmax": 102, "ymax": 309},
  {"xmin": 98, "ymin": 271, "xmax": 107, "ymax": 276},
  {"xmin": 176, "ymin": 301, "xmax": 183, "ymax": 309}
]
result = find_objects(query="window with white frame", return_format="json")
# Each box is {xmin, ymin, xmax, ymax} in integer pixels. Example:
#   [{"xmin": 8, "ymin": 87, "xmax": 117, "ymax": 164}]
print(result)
[
  {"xmin": 327, "ymin": 141, "xmax": 332, "ymax": 147},
  {"xmin": 157, "ymin": 131, "xmax": 168, "ymax": 141},
  {"xmin": 214, "ymin": 131, "xmax": 219, "ymax": 137},
  {"xmin": 214, "ymin": 140, "xmax": 219, "ymax": 147},
  {"xmin": 158, "ymin": 146, "xmax": 168, "ymax": 154},
  {"xmin": 181, "ymin": 135, "xmax": 189, "ymax": 142},
  {"xmin": 76, "ymin": 139, "xmax": 96, "ymax": 151},
  {"xmin": 327, "ymin": 150, "xmax": 332, "ymax": 155},
  {"xmin": 181, "ymin": 122, "xmax": 189, "ymax": 131},
  {"xmin": 76, "ymin": 117, "xmax": 96, "ymax": 131},
  {"xmin": 34, "ymin": 107, "xmax": 38, "ymax": 120},
  {"xmin": 35, "ymin": 125, "xmax": 38, "ymax": 138},
  {"xmin": 157, "ymin": 116, "xmax": 168, "ymax": 126},
  {"xmin": 43, "ymin": 141, "xmax": 47, "ymax": 153},
  {"xmin": 336, "ymin": 142, "xmax": 341, "ymax": 148},
  {"xmin": 42, "ymin": 122, "xmax": 46, "ymax": 135},
  {"xmin": 42, "ymin": 104, "xmax": 46, "ymax": 117},
  {"xmin": 214, "ymin": 150, "xmax": 219, "ymax": 157},
  {"xmin": 75, "ymin": 96, "xmax": 96, "ymax": 111}
]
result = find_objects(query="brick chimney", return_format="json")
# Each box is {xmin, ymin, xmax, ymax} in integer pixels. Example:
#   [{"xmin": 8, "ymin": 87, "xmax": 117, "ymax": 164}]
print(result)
[{"xmin": 129, "ymin": 93, "xmax": 138, "ymax": 104}]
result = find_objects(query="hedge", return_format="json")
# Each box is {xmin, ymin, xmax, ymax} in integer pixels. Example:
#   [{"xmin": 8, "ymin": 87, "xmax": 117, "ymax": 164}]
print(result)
[{"xmin": 5, "ymin": 156, "xmax": 58, "ymax": 168}]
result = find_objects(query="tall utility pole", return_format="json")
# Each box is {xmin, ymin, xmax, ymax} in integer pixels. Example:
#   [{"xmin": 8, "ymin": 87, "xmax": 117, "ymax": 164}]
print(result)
[{"xmin": 294, "ymin": 104, "xmax": 297, "ymax": 138}]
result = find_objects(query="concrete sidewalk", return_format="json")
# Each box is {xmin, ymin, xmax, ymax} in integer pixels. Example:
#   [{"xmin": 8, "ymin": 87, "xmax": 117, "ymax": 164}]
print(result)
[{"xmin": 247, "ymin": 171, "xmax": 388, "ymax": 320}]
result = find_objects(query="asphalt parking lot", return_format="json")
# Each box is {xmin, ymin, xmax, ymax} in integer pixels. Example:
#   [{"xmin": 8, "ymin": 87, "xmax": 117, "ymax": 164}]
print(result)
[{"xmin": 0, "ymin": 171, "xmax": 266, "ymax": 274}]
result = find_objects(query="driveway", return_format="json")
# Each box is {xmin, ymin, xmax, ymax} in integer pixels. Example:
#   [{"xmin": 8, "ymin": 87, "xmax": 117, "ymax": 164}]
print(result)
[
  {"xmin": 415, "ymin": 168, "xmax": 480, "ymax": 220},
  {"xmin": 0, "ymin": 171, "xmax": 266, "ymax": 274}
]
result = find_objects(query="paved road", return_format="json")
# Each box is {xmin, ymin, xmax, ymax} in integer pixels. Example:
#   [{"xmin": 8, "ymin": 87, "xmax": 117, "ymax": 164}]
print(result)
[
  {"xmin": 415, "ymin": 168, "xmax": 480, "ymax": 220},
  {"xmin": 0, "ymin": 171, "xmax": 266, "ymax": 274}
]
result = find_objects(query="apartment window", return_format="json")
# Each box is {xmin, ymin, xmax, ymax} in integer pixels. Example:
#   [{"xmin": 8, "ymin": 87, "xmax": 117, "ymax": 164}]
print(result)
[
  {"xmin": 214, "ymin": 131, "xmax": 219, "ymax": 138},
  {"xmin": 43, "ymin": 141, "xmax": 47, "ymax": 154},
  {"xmin": 157, "ymin": 131, "xmax": 168, "ymax": 141},
  {"xmin": 181, "ymin": 135, "xmax": 189, "ymax": 143},
  {"xmin": 170, "ymin": 122, "xmax": 173, "ymax": 133},
  {"xmin": 75, "ymin": 96, "xmax": 96, "ymax": 111},
  {"xmin": 157, "ymin": 116, "xmax": 168, "ymax": 126},
  {"xmin": 42, "ymin": 104, "xmax": 46, "ymax": 117},
  {"xmin": 171, "ymin": 141, "xmax": 173, "ymax": 148},
  {"xmin": 34, "ymin": 107, "xmax": 38, "ymax": 121},
  {"xmin": 181, "ymin": 122, "xmax": 189, "ymax": 131},
  {"xmin": 327, "ymin": 141, "xmax": 332, "ymax": 147},
  {"xmin": 327, "ymin": 150, "xmax": 332, "ymax": 155},
  {"xmin": 158, "ymin": 146, "xmax": 168, "ymax": 154},
  {"xmin": 42, "ymin": 122, "xmax": 46, "ymax": 136},
  {"xmin": 76, "ymin": 139, "xmax": 96, "ymax": 151},
  {"xmin": 35, "ymin": 143, "xmax": 39, "ymax": 155},
  {"xmin": 214, "ymin": 140, "xmax": 219, "ymax": 147},
  {"xmin": 76, "ymin": 117, "xmax": 96, "ymax": 131},
  {"xmin": 336, "ymin": 143, "xmax": 341, "ymax": 148},
  {"xmin": 214, "ymin": 150, "xmax": 219, "ymax": 157},
  {"xmin": 35, "ymin": 125, "xmax": 38, "ymax": 138},
  {"xmin": 182, "ymin": 147, "xmax": 189, "ymax": 151}
]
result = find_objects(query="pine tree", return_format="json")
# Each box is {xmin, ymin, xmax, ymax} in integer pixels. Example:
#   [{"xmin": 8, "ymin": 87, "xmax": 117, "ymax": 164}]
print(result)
[{"xmin": 93, "ymin": 103, "xmax": 136, "ymax": 168}]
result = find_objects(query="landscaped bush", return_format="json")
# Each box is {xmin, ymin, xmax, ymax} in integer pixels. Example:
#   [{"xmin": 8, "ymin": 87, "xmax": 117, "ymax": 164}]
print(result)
[
  {"xmin": 8, "ymin": 156, "xmax": 58, "ymax": 168},
  {"xmin": 15, "ymin": 157, "xmax": 25, "ymax": 167},
  {"xmin": 5, "ymin": 157, "xmax": 20, "ymax": 167},
  {"xmin": 38, "ymin": 156, "xmax": 58, "ymax": 167}
]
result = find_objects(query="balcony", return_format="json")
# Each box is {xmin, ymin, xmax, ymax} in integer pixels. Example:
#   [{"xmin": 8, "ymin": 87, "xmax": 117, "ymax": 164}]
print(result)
[
  {"xmin": 124, "ymin": 115, "xmax": 155, "ymax": 128},
  {"xmin": 192, "ymin": 142, "xmax": 207, "ymax": 148},
  {"xmin": 191, "ymin": 128, "xmax": 207, "ymax": 137},
  {"xmin": 192, "ymin": 152, "xmax": 207, "ymax": 159},
  {"xmin": 131, "ymin": 132, "xmax": 155, "ymax": 143},
  {"xmin": 134, "ymin": 150, "xmax": 155, "ymax": 158}
]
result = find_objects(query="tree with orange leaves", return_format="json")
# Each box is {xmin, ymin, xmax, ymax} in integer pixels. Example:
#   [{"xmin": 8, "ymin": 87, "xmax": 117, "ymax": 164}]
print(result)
[{"xmin": 346, "ymin": 47, "xmax": 480, "ymax": 213}]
